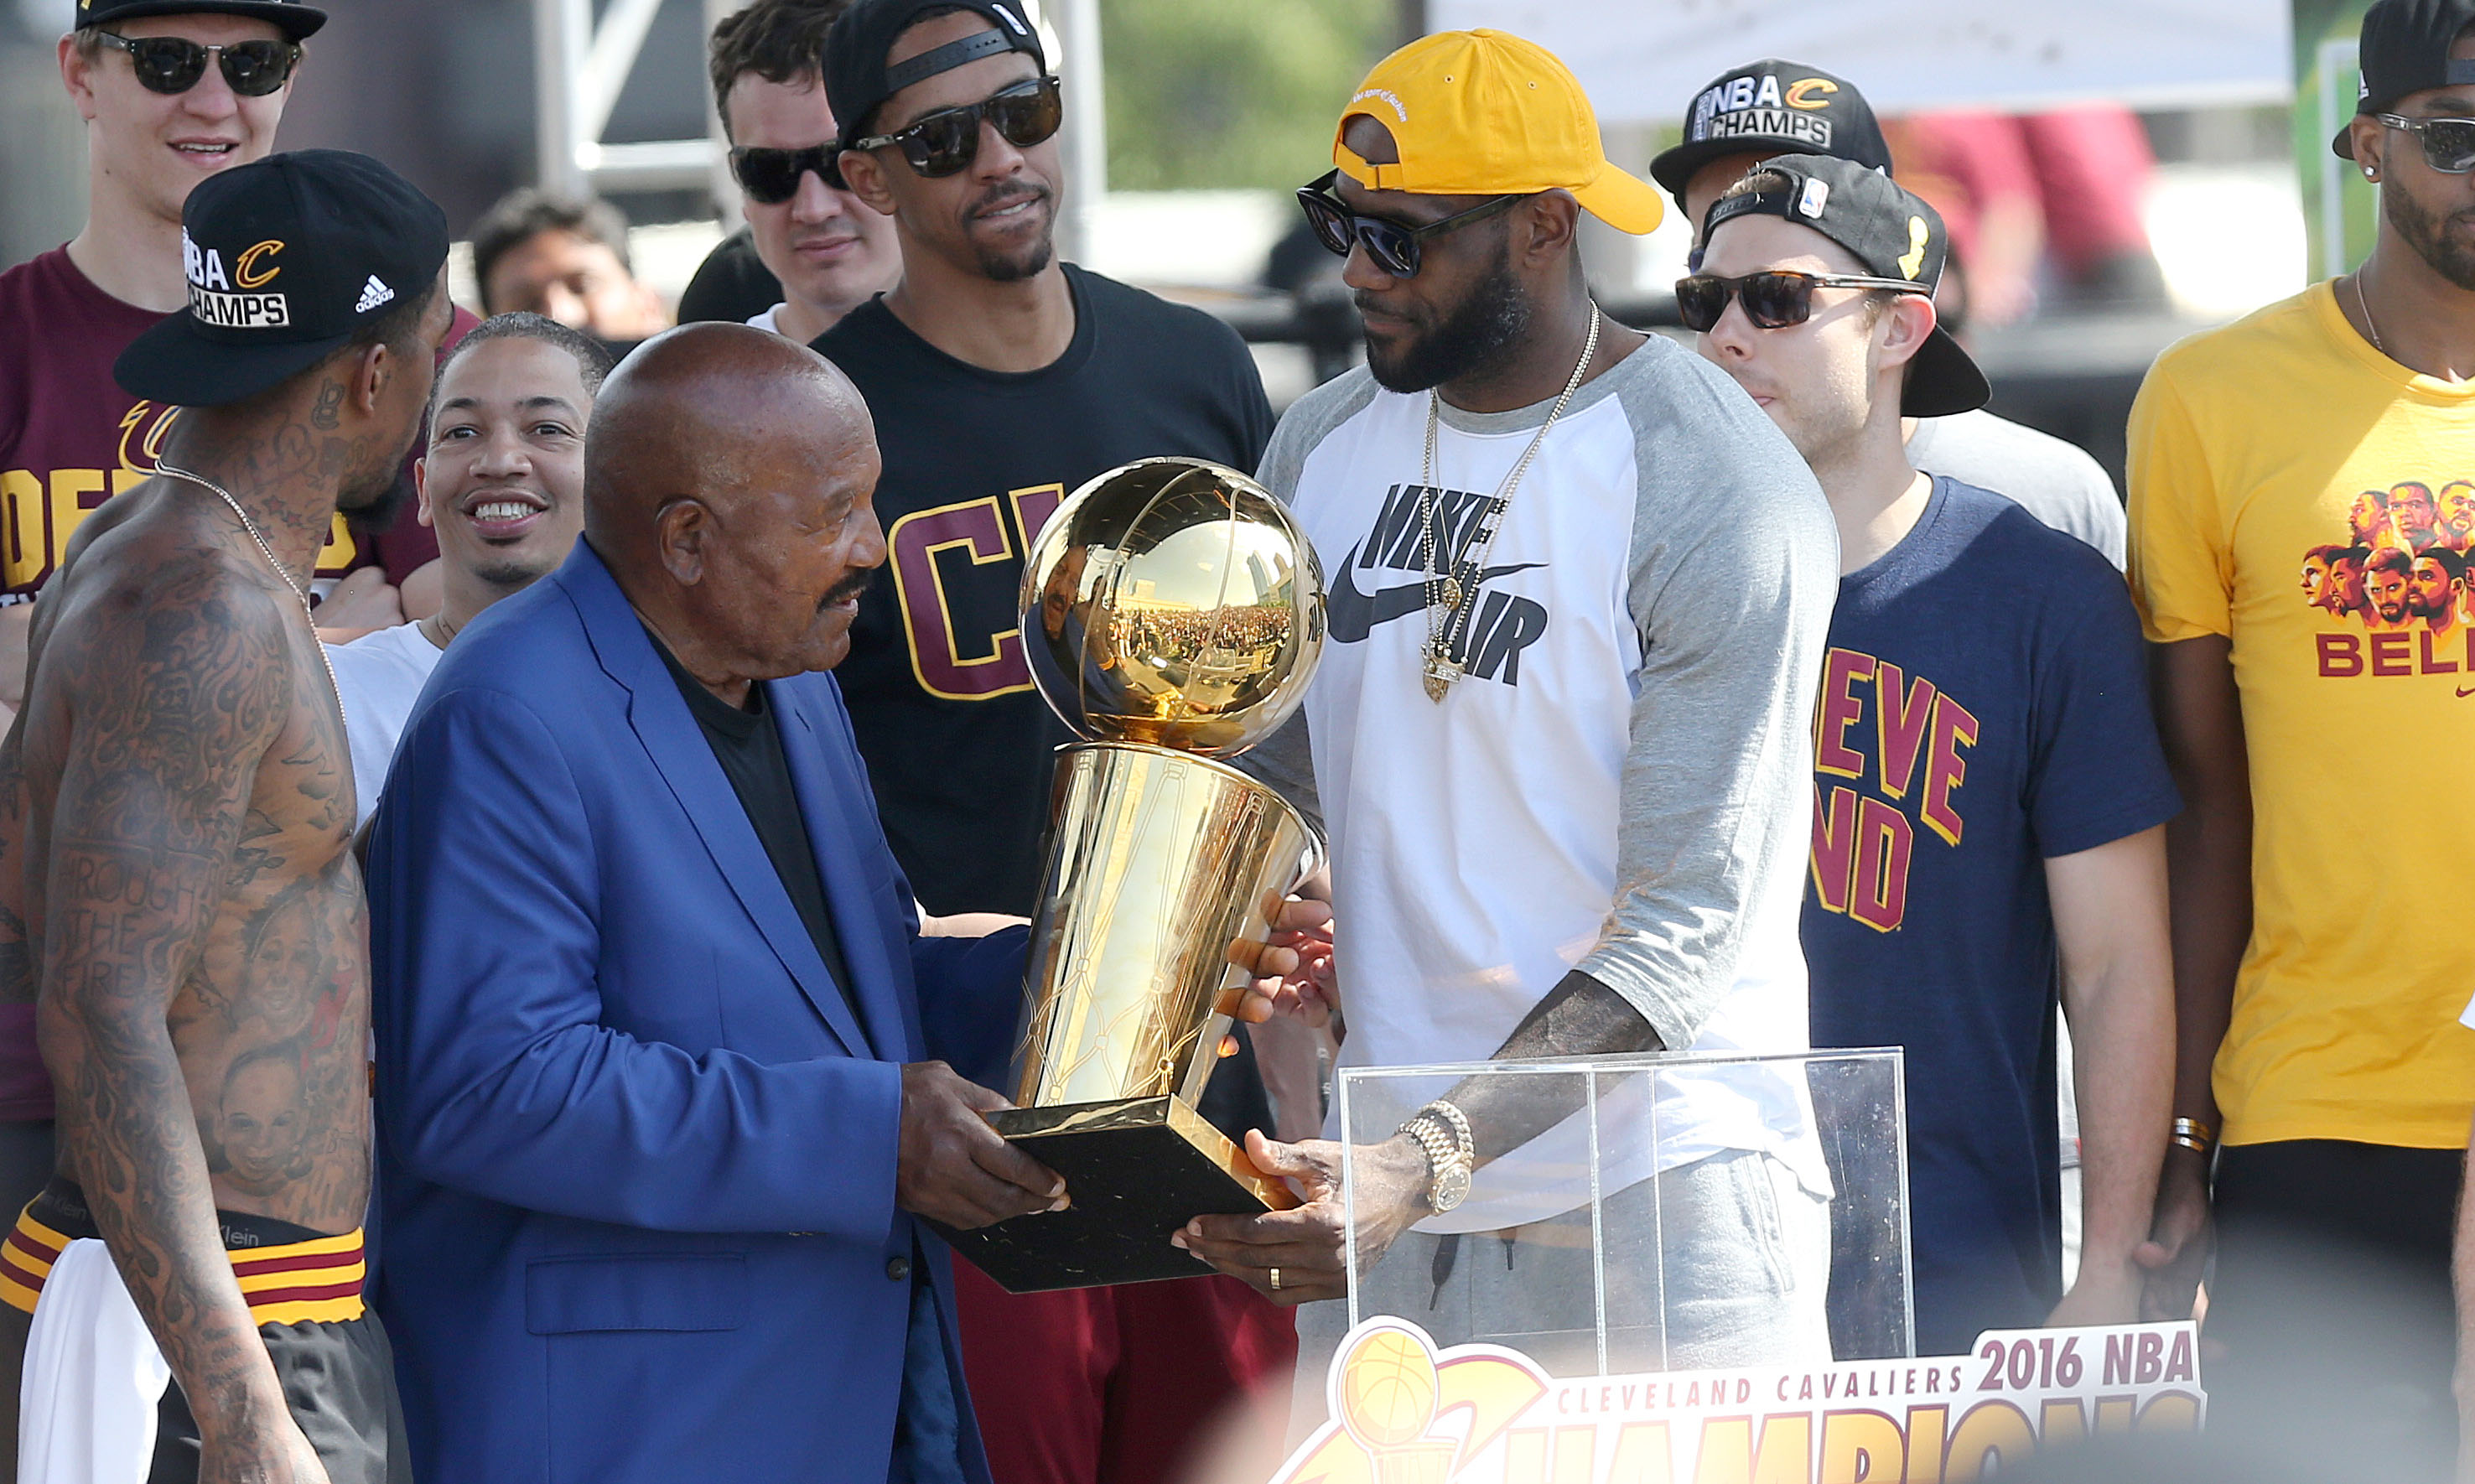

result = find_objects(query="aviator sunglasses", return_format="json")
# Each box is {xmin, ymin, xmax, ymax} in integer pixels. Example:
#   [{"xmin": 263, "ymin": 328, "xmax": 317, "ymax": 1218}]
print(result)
[
  {"xmin": 1295, "ymin": 171, "xmax": 1521, "ymax": 278},
  {"xmin": 1674, "ymin": 269, "xmax": 1930, "ymax": 333},
  {"xmin": 95, "ymin": 31, "xmax": 301, "ymax": 97},
  {"xmin": 848, "ymin": 75, "xmax": 1062, "ymax": 179},
  {"xmin": 730, "ymin": 143, "xmax": 845, "ymax": 204},
  {"xmin": 2376, "ymin": 113, "xmax": 2475, "ymax": 174}
]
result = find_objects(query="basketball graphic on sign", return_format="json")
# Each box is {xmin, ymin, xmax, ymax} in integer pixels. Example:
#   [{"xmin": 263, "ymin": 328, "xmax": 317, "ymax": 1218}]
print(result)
[{"xmin": 1336, "ymin": 1326, "xmax": 1440, "ymax": 1448}]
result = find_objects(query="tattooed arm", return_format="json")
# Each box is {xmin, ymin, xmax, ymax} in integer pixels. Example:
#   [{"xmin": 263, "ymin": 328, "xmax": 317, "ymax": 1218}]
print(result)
[{"xmin": 34, "ymin": 571, "xmax": 324, "ymax": 1480}]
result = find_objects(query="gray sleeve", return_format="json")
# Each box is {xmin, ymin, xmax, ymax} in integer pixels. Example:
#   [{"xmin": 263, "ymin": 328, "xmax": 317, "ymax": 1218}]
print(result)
[
  {"xmin": 1228, "ymin": 371, "xmax": 1378, "ymax": 828},
  {"xmin": 1575, "ymin": 348, "xmax": 1839, "ymax": 1050},
  {"xmin": 1907, "ymin": 409, "xmax": 2125, "ymax": 570}
]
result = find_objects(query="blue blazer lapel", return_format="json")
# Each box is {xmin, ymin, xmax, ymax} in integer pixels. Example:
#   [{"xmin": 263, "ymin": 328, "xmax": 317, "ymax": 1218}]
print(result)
[
  {"xmin": 560, "ymin": 545, "xmax": 872, "ymax": 1059},
  {"xmin": 772, "ymin": 682, "xmax": 922, "ymax": 1066}
]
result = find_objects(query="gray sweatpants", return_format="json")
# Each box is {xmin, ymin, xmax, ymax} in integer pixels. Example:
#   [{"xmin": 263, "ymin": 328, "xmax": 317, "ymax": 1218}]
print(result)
[{"xmin": 1293, "ymin": 1148, "xmax": 1831, "ymax": 1434}]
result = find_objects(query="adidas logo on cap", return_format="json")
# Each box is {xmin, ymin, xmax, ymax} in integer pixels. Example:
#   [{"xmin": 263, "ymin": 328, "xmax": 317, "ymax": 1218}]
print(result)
[{"xmin": 355, "ymin": 275, "xmax": 394, "ymax": 314}]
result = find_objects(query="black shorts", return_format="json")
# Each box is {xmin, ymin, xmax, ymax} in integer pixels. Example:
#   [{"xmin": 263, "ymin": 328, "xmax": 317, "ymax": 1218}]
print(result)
[
  {"xmin": 148, "ymin": 1310, "xmax": 411, "ymax": 1484},
  {"xmin": 8, "ymin": 1179, "xmax": 408, "ymax": 1484}
]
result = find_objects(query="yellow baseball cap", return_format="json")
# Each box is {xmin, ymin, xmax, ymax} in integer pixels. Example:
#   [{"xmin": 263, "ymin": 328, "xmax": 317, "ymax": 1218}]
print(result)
[{"xmin": 1333, "ymin": 29, "xmax": 1663, "ymax": 236}]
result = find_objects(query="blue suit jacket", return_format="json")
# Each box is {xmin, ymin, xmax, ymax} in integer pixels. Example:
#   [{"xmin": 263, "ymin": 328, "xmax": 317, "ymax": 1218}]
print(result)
[{"xmin": 368, "ymin": 541, "xmax": 1025, "ymax": 1484}]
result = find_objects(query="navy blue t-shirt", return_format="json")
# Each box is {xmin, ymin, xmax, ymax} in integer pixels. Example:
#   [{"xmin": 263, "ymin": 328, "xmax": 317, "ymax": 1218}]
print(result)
[{"xmin": 1803, "ymin": 478, "xmax": 2178, "ymax": 1357}]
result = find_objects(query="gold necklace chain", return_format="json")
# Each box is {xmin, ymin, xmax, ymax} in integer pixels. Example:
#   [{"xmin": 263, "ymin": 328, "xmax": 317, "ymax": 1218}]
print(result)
[
  {"xmin": 1416, "ymin": 308, "xmax": 1601, "ymax": 703},
  {"xmin": 156, "ymin": 462, "xmax": 345, "ymax": 721},
  {"xmin": 2354, "ymin": 267, "xmax": 2385, "ymax": 355}
]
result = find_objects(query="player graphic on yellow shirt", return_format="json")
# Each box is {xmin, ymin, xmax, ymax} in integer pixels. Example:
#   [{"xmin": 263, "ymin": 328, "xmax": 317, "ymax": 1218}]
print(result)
[{"xmin": 2298, "ymin": 475, "xmax": 2473, "ymax": 636}]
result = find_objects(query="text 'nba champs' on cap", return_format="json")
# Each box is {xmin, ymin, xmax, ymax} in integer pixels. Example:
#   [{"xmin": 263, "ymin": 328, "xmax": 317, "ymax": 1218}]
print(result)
[
  {"xmin": 1703, "ymin": 153, "xmax": 1990, "ymax": 418},
  {"xmin": 114, "ymin": 148, "xmax": 448, "ymax": 409},
  {"xmin": 75, "ymin": 0, "xmax": 327, "ymax": 40},
  {"xmin": 1332, "ymin": 29, "xmax": 1665, "ymax": 235},
  {"xmin": 1649, "ymin": 59, "xmax": 1890, "ymax": 201},
  {"xmin": 825, "ymin": 0, "xmax": 1044, "ymax": 151},
  {"xmin": 2334, "ymin": 0, "xmax": 2475, "ymax": 158}
]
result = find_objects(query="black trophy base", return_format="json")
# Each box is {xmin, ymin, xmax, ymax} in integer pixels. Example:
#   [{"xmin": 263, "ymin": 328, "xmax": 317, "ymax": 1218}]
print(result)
[{"xmin": 926, "ymin": 1096, "xmax": 1298, "ymax": 1293}]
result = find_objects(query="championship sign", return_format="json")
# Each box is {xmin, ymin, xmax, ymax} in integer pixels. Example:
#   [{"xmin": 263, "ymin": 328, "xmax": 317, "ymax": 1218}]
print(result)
[{"xmin": 1271, "ymin": 1317, "xmax": 2204, "ymax": 1484}]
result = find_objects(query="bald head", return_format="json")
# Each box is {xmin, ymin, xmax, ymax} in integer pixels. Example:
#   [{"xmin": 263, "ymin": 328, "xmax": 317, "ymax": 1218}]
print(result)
[
  {"xmin": 584, "ymin": 322, "xmax": 887, "ymax": 697},
  {"xmin": 585, "ymin": 322, "xmax": 873, "ymax": 545}
]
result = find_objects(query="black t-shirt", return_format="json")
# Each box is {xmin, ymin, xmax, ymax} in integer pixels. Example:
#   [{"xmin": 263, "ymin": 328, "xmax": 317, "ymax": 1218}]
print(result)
[
  {"xmin": 812, "ymin": 264, "xmax": 1275, "ymax": 916},
  {"xmin": 654, "ymin": 634, "xmax": 858, "ymax": 1009}
]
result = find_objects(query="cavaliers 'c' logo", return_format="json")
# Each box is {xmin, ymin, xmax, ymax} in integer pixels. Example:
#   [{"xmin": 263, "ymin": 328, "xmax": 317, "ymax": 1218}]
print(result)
[
  {"xmin": 1785, "ymin": 77, "xmax": 1838, "ymax": 110},
  {"xmin": 234, "ymin": 240, "xmax": 284, "ymax": 289}
]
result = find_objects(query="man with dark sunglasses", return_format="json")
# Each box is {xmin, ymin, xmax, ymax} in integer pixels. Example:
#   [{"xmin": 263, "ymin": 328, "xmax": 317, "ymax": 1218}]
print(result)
[
  {"xmin": 1647, "ymin": 59, "xmax": 2127, "ymax": 573},
  {"xmin": 1694, "ymin": 156, "xmax": 2177, "ymax": 1359},
  {"xmin": 705, "ymin": 0, "xmax": 900, "ymax": 345},
  {"xmin": 811, "ymin": 2, "xmax": 1284, "ymax": 1481},
  {"xmin": 1188, "ymin": 27, "xmax": 1839, "ymax": 1407},
  {"xmin": 2125, "ymin": 0, "xmax": 2475, "ymax": 1469}
]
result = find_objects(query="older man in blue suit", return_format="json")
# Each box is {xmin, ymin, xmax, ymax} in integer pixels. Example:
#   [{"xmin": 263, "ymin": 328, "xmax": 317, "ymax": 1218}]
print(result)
[{"xmin": 366, "ymin": 323, "xmax": 1065, "ymax": 1483}]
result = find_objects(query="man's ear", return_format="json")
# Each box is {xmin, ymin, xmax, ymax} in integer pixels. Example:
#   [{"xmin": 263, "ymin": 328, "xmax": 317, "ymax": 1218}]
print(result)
[
  {"xmin": 413, "ymin": 457, "xmax": 433, "ymax": 529},
  {"xmin": 1876, "ymin": 291, "xmax": 1939, "ymax": 372},
  {"xmin": 59, "ymin": 34, "xmax": 101, "ymax": 122},
  {"xmin": 2348, "ymin": 117, "xmax": 2387, "ymax": 180},
  {"xmin": 1516, "ymin": 189, "xmax": 1582, "ymax": 269},
  {"xmin": 837, "ymin": 149, "xmax": 900, "ymax": 216},
  {"xmin": 654, "ymin": 497, "xmax": 710, "ymax": 585}
]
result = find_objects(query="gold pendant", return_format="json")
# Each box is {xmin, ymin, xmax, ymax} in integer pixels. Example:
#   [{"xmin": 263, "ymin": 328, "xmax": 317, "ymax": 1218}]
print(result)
[
  {"xmin": 1436, "ymin": 576, "xmax": 1462, "ymax": 613},
  {"xmin": 1422, "ymin": 654, "xmax": 1461, "ymax": 702}
]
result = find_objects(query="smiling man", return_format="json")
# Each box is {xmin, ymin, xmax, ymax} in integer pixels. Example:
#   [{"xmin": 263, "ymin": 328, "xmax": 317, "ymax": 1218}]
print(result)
[
  {"xmin": 324, "ymin": 312, "xmax": 611, "ymax": 825},
  {"xmin": 811, "ymin": 3, "xmax": 1288, "ymax": 1480}
]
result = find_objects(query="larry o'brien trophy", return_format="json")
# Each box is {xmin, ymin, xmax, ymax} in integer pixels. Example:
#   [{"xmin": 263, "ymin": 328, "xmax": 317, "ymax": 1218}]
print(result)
[{"xmin": 926, "ymin": 456, "xmax": 1327, "ymax": 1292}]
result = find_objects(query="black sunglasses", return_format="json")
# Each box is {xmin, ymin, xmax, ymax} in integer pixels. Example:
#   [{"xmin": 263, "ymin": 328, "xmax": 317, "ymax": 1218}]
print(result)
[
  {"xmin": 849, "ymin": 75, "xmax": 1062, "ymax": 179},
  {"xmin": 1674, "ymin": 270, "xmax": 1930, "ymax": 332},
  {"xmin": 2376, "ymin": 112, "xmax": 2475, "ymax": 174},
  {"xmin": 730, "ymin": 143, "xmax": 844, "ymax": 204},
  {"xmin": 95, "ymin": 31, "xmax": 300, "ymax": 98},
  {"xmin": 1295, "ymin": 171, "xmax": 1521, "ymax": 278}
]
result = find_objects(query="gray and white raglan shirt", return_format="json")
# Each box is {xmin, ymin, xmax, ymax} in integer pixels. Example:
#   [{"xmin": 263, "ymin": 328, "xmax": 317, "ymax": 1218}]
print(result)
[{"xmin": 1257, "ymin": 335, "xmax": 1839, "ymax": 1227}]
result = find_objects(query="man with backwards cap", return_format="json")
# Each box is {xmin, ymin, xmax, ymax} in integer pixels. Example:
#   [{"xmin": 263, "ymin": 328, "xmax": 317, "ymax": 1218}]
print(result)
[
  {"xmin": 1691, "ymin": 157, "xmax": 2177, "ymax": 1356},
  {"xmin": 1649, "ymin": 59, "xmax": 2128, "ymax": 570},
  {"xmin": 813, "ymin": 1, "xmax": 1290, "ymax": 1479},
  {"xmin": 1191, "ymin": 30, "xmax": 1839, "ymax": 1383},
  {"xmin": 0, "ymin": 148, "xmax": 450, "ymax": 1484},
  {"xmin": 2125, "ymin": 0, "xmax": 2475, "ymax": 1461}
]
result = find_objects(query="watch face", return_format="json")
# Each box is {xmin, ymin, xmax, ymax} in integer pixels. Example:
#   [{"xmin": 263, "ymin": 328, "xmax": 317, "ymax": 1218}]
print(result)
[{"xmin": 1431, "ymin": 1164, "xmax": 1471, "ymax": 1212}]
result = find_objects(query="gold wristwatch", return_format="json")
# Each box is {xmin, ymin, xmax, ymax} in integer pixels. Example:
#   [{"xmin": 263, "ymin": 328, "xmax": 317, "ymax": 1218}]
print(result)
[{"xmin": 1398, "ymin": 1100, "xmax": 1474, "ymax": 1212}]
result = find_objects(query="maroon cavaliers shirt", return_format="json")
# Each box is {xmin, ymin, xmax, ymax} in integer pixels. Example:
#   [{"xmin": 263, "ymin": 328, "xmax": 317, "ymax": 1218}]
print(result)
[{"xmin": 0, "ymin": 246, "xmax": 384, "ymax": 605}]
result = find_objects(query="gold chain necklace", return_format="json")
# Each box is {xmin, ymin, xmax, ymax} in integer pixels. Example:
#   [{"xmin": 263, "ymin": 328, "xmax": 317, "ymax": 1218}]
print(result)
[
  {"xmin": 1417, "ymin": 308, "xmax": 1601, "ymax": 702},
  {"xmin": 155, "ymin": 462, "xmax": 345, "ymax": 720}
]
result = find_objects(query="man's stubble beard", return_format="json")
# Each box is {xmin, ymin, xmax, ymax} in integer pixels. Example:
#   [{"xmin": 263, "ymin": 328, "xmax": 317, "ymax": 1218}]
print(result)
[
  {"xmin": 1364, "ymin": 238, "xmax": 1532, "ymax": 395},
  {"xmin": 2385, "ymin": 184, "xmax": 2475, "ymax": 291}
]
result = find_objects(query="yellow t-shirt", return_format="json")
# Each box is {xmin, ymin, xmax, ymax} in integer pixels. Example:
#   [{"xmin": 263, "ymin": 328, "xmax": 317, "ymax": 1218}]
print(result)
[{"xmin": 2129, "ymin": 279, "xmax": 2475, "ymax": 1149}]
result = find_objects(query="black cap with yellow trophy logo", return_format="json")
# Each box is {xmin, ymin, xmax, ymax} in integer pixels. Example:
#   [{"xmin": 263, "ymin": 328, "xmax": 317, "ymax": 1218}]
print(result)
[
  {"xmin": 114, "ymin": 148, "xmax": 447, "ymax": 409},
  {"xmin": 1703, "ymin": 153, "xmax": 1990, "ymax": 417},
  {"xmin": 1649, "ymin": 60, "xmax": 1891, "ymax": 204}
]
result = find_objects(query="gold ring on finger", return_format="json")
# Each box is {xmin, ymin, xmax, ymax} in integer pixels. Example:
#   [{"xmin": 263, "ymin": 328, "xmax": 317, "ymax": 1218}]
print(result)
[{"xmin": 1269, "ymin": 1266, "xmax": 1283, "ymax": 1291}]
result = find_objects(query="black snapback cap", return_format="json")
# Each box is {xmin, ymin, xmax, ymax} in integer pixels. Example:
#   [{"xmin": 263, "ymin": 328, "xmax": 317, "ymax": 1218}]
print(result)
[
  {"xmin": 825, "ymin": 0, "xmax": 1043, "ymax": 152},
  {"xmin": 2334, "ymin": 0, "xmax": 2475, "ymax": 158},
  {"xmin": 1650, "ymin": 60, "xmax": 1891, "ymax": 203},
  {"xmin": 115, "ymin": 148, "xmax": 447, "ymax": 409},
  {"xmin": 75, "ymin": 0, "xmax": 326, "ymax": 40},
  {"xmin": 1703, "ymin": 154, "xmax": 1990, "ymax": 418}
]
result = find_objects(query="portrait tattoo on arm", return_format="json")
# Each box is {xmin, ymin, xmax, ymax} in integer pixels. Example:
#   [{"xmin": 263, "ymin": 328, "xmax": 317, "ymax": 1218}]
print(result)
[{"xmin": 34, "ymin": 565, "xmax": 300, "ymax": 1432}]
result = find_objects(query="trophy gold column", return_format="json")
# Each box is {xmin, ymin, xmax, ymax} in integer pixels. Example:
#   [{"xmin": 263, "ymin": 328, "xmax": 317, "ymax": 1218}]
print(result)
[{"xmin": 927, "ymin": 456, "xmax": 1327, "ymax": 1292}]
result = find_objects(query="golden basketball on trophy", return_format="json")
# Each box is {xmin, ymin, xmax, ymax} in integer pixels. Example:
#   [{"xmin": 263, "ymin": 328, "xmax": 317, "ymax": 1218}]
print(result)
[{"xmin": 927, "ymin": 456, "xmax": 1328, "ymax": 1292}]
